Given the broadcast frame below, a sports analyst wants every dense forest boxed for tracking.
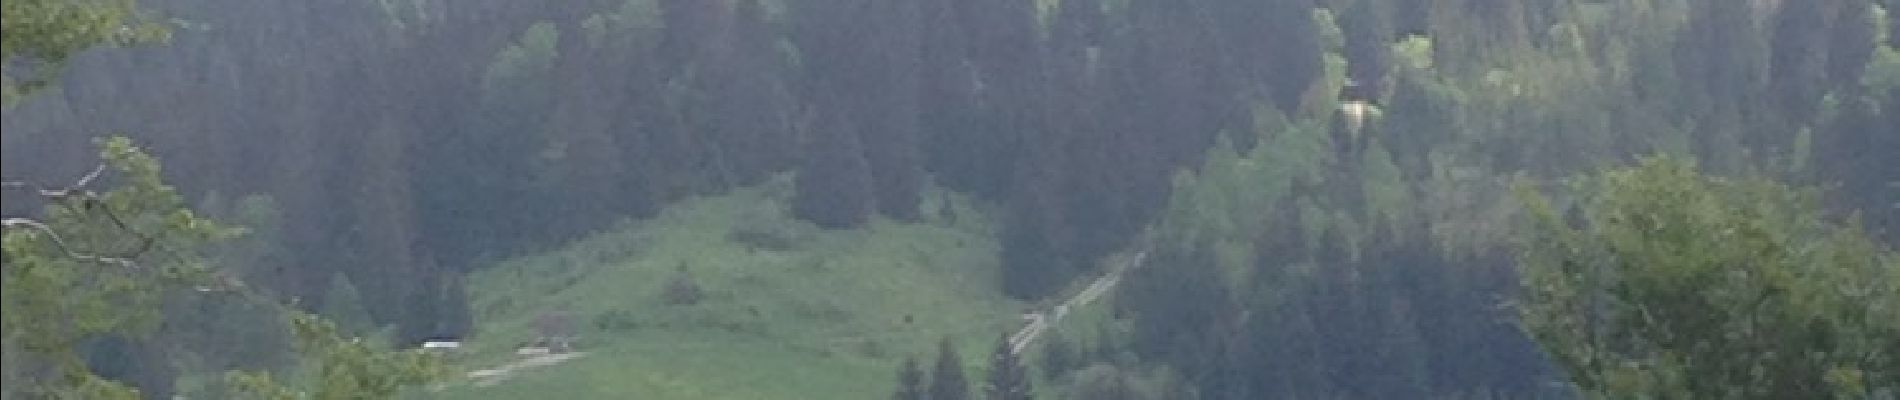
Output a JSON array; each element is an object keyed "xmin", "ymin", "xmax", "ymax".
[{"xmin": 4, "ymin": 0, "xmax": 1898, "ymax": 398}]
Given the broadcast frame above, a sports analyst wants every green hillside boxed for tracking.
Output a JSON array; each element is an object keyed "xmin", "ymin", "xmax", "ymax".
[{"xmin": 430, "ymin": 177, "xmax": 1025, "ymax": 399}]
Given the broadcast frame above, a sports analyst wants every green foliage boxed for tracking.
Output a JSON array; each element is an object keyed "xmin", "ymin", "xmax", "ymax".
[
  {"xmin": 416, "ymin": 18, "xmax": 570, "ymax": 275},
  {"xmin": 1066, "ymin": 363, "xmax": 1139, "ymax": 400},
  {"xmin": 4, "ymin": 138, "xmax": 443, "ymax": 399},
  {"xmin": 1122, "ymin": 2, "xmax": 1900, "ymax": 396},
  {"xmin": 438, "ymin": 185, "xmax": 1015, "ymax": 399},
  {"xmin": 226, "ymin": 314, "xmax": 444, "ymax": 400},
  {"xmin": 891, "ymin": 356, "xmax": 925, "ymax": 400},
  {"xmin": 580, "ymin": 0, "xmax": 663, "ymax": 48},
  {"xmin": 371, "ymin": 0, "xmax": 434, "ymax": 33},
  {"xmin": 1154, "ymin": 108, "xmax": 1331, "ymax": 261},
  {"xmin": 984, "ymin": 333, "xmax": 1034, "ymax": 400},
  {"xmin": 930, "ymin": 338, "xmax": 971, "ymax": 400},
  {"xmin": 213, "ymin": 194, "xmax": 284, "ymax": 277},
  {"xmin": 2, "ymin": 137, "xmax": 233, "ymax": 399},
  {"xmin": 1313, "ymin": 8, "xmax": 1344, "ymax": 54},
  {"xmin": 320, "ymin": 273, "xmax": 375, "ymax": 338},
  {"xmin": 481, "ymin": 22, "xmax": 560, "ymax": 104},
  {"xmin": 1, "ymin": 0, "xmax": 166, "ymax": 104},
  {"xmin": 1865, "ymin": 45, "xmax": 1900, "ymax": 91},
  {"xmin": 1391, "ymin": 35, "xmax": 1432, "ymax": 71},
  {"xmin": 659, "ymin": 264, "xmax": 705, "ymax": 306},
  {"xmin": 1037, "ymin": 329, "xmax": 1076, "ymax": 381},
  {"xmin": 1359, "ymin": 142, "xmax": 1411, "ymax": 236},
  {"xmin": 5, "ymin": 0, "xmax": 1897, "ymax": 398},
  {"xmin": 1515, "ymin": 156, "xmax": 1900, "ymax": 398},
  {"xmin": 1878, "ymin": 4, "xmax": 1892, "ymax": 46}
]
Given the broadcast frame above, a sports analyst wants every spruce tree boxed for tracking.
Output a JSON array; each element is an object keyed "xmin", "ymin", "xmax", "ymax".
[
  {"xmin": 983, "ymin": 332, "xmax": 1033, "ymax": 400},
  {"xmin": 928, "ymin": 338, "xmax": 970, "ymax": 400},
  {"xmin": 791, "ymin": 106, "xmax": 876, "ymax": 229},
  {"xmin": 1039, "ymin": 329, "xmax": 1075, "ymax": 381},
  {"xmin": 893, "ymin": 355, "xmax": 926, "ymax": 400}
]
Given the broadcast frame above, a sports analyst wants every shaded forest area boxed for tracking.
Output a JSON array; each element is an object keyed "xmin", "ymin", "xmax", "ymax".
[
  {"xmin": 4, "ymin": 0, "xmax": 1899, "ymax": 398},
  {"xmin": 3, "ymin": 0, "xmax": 1322, "ymax": 341},
  {"xmin": 1104, "ymin": 0, "xmax": 1900, "ymax": 397}
]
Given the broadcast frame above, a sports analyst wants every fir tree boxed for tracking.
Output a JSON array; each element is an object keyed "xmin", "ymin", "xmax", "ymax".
[
  {"xmin": 928, "ymin": 338, "xmax": 970, "ymax": 400},
  {"xmin": 892, "ymin": 355, "xmax": 926, "ymax": 400},
  {"xmin": 984, "ymin": 332, "xmax": 1033, "ymax": 400},
  {"xmin": 1039, "ymin": 329, "xmax": 1075, "ymax": 381},
  {"xmin": 791, "ymin": 105, "xmax": 876, "ymax": 229}
]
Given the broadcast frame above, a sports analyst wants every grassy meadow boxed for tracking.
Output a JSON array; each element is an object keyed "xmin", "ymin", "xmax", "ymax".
[{"xmin": 427, "ymin": 177, "xmax": 1027, "ymax": 399}]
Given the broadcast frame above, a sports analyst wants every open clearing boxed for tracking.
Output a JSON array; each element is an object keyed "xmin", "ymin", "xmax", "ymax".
[{"xmin": 427, "ymin": 180, "xmax": 1026, "ymax": 399}]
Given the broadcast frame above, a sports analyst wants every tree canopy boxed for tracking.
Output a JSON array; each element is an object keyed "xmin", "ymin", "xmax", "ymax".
[
  {"xmin": 1516, "ymin": 156, "xmax": 1899, "ymax": 398},
  {"xmin": 3, "ymin": 1, "xmax": 440, "ymax": 397}
]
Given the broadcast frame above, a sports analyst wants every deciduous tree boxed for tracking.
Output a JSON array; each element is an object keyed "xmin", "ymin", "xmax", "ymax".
[{"xmin": 1516, "ymin": 156, "xmax": 1900, "ymax": 398}]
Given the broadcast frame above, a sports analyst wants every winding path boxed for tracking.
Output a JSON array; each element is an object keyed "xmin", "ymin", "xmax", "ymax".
[
  {"xmin": 465, "ymin": 351, "xmax": 588, "ymax": 387},
  {"xmin": 1007, "ymin": 248, "xmax": 1149, "ymax": 355},
  {"xmin": 456, "ymin": 245, "xmax": 1149, "ymax": 391}
]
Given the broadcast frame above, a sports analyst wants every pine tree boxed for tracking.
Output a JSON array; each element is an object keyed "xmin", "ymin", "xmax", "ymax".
[
  {"xmin": 893, "ymin": 355, "xmax": 926, "ymax": 400},
  {"xmin": 858, "ymin": 0, "xmax": 926, "ymax": 222},
  {"xmin": 928, "ymin": 338, "xmax": 970, "ymax": 400},
  {"xmin": 791, "ymin": 105, "xmax": 876, "ymax": 229},
  {"xmin": 3, "ymin": 138, "xmax": 443, "ymax": 399},
  {"xmin": 1039, "ymin": 329, "xmax": 1075, "ymax": 381},
  {"xmin": 983, "ymin": 332, "xmax": 1033, "ymax": 400}
]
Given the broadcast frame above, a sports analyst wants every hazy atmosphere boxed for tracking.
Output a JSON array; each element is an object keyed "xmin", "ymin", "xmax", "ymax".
[{"xmin": 3, "ymin": 0, "xmax": 1897, "ymax": 398}]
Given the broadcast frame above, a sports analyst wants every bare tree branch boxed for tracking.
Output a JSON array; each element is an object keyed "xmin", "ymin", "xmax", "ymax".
[
  {"xmin": 66, "ymin": 164, "xmax": 107, "ymax": 193},
  {"xmin": 5, "ymin": 163, "xmax": 162, "ymax": 258},
  {"xmin": 84, "ymin": 195, "xmax": 157, "ymax": 256},
  {"xmin": 3, "ymin": 163, "xmax": 104, "ymax": 198},
  {"xmin": 1, "ymin": 179, "xmax": 55, "ymax": 196},
  {"xmin": 2, "ymin": 217, "xmax": 141, "ymax": 270},
  {"xmin": 3, "ymin": 163, "xmax": 164, "ymax": 269},
  {"xmin": 4, "ymin": 163, "xmax": 267, "ymax": 314},
  {"xmin": 5, "ymin": 215, "xmax": 248, "ymax": 296}
]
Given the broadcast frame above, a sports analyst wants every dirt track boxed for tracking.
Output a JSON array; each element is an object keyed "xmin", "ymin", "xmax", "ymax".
[
  {"xmin": 466, "ymin": 351, "xmax": 588, "ymax": 387},
  {"xmin": 1006, "ymin": 248, "xmax": 1148, "ymax": 355}
]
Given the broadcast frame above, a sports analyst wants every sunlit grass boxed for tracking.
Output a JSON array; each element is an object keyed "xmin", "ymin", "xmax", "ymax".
[{"xmin": 431, "ymin": 177, "xmax": 1023, "ymax": 399}]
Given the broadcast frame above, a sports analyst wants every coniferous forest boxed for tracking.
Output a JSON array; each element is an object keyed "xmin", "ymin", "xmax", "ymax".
[{"xmin": 4, "ymin": 0, "xmax": 1898, "ymax": 398}]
